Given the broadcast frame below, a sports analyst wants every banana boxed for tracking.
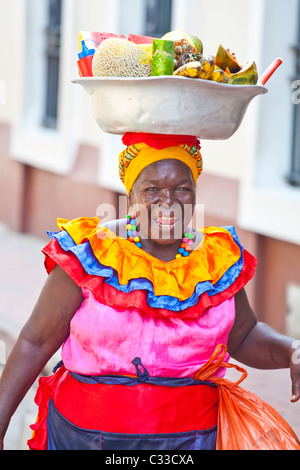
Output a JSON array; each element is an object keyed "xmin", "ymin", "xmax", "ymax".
[
  {"xmin": 173, "ymin": 56, "xmax": 214, "ymax": 79},
  {"xmin": 197, "ymin": 56, "xmax": 215, "ymax": 79},
  {"xmin": 173, "ymin": 61, "xmax": 202, "ymax": 78},
  {"xmin": 209, "ymin": 68, "xmax": 232, "ymax": 84}
]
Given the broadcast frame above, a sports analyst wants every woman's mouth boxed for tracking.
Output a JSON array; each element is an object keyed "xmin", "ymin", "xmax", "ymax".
[{"xmin": 156, "ymin": 217, "xmax": 177, "ymax": 228}]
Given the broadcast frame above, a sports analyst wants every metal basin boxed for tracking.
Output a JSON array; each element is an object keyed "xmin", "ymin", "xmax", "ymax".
[{"xmin": 72, "ymin": 76, "xmax": 267, "ymax": 140}]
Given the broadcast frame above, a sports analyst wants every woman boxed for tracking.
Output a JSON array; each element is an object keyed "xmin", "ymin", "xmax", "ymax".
[{"xmin": 0, "ymin": 133, "xmax": 299, "ymax": 450}]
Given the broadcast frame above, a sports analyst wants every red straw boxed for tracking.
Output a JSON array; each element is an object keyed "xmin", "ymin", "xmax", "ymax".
[{"xmin": 258, "ymin": 58, "xmax": 283, "ymax": 86}]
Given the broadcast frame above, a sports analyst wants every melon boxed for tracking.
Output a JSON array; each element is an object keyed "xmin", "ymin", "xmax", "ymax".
[
  {"xmin": 138, "ymin": 44, "xmax": 153, "ymax": 60},
  {"xmin": 151, "ymin": 39, "xmax": 174, "ymax": 76},
  {"xmin": 77, "ymin": 31, "xmax": 126, "ymax": 52},
  {"xmin": 92, "ymin": 38, "xmax": 152, "ymax": 77},
  {"xmin": 128, "ymin": 33, "xmax": 154, "ymax": 44}
]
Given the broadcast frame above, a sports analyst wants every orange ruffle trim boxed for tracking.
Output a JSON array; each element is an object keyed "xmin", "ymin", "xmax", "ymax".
[{"xmin": 57, "ymin": 217, "xmax": 241, "ymax": 301}]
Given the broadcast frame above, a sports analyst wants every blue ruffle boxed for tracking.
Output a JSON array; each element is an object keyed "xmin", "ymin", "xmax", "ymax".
[{"xmin": 47, "ymin": 226, "xmax": 244, "ymax": 312}]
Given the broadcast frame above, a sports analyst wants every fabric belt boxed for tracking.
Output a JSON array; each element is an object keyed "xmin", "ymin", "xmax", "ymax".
[{"xmin": 52, "ymin": 358, "xmax": 219, "ymax": 434}]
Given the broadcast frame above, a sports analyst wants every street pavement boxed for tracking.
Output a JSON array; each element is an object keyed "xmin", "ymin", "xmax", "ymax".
[{"xmin": 0, "ymin": 223, "xmax": 299, "ymax": 449}]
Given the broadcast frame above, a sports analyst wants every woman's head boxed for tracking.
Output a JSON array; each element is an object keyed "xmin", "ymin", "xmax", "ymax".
[
  {"xmin": 119, "ymin": 132, "xmax": 203, "ymax": 245},
  {"xmin": 129, "ymin": 158, "xmax": 196, "ymax": 244}
]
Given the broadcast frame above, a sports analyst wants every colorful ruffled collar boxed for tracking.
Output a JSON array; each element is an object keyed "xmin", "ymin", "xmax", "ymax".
[{"xmin": 56, "ymin": 217, "xmax": 241, "ymax": 301}]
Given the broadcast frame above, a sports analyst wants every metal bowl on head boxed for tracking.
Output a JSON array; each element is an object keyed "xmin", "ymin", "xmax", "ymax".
[{"xmin": 72, "ymin": 75, "xmax": 267, "ymax": 140}]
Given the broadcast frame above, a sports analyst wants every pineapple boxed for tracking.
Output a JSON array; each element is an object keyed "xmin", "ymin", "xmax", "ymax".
[{"xmin": 173, "ymin": 41, "xmax": 202, "ymax": 70}]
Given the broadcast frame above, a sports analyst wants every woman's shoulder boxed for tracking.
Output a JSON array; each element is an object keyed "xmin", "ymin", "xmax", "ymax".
[{"xmin": 43, "ymin": 217, "xmax": 257, "ymax": 314}]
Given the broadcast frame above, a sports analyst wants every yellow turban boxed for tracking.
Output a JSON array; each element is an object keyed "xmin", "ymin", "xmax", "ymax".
[{"xmin": 119, "ymin": 134, "xmax": 203, "ymax": 195}]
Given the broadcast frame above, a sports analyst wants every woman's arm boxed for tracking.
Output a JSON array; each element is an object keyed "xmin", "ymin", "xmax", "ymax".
[
  {"xmin": 228, "ymin": 288, "xmax": 300, "ymax": 402},
  {"xmin": 0, "ymin": 265, "xmax": 83, "ymax": 448}
]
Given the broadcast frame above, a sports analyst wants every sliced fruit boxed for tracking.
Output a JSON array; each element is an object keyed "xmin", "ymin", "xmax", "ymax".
[
  {"xmin": 230, "ymin": 61, "xmax": 258, "ymax": 85},
  {"xmin": 176, "ymin": 51, "xmax": 202, "ymax": 69},
  {"xmin": 197, "ymin": 56, "xmax": 215, "ymax": 79},
  {"xmin": 162, "ymin": 30, "xmax": 203, "ymax": 54},
  {"xmin": 174, "ymin": 56, "xmax": 214, "ymax": 79},
  {"xmin": 128, "ymin": 33, "xmax": 154, "ymax": 44},
  {"xmin": 215, "ymin": 44, "xmax": 241, "ymax": 74},
  {"xmin": 173, "ymin": 61, "xmax": 203, "ymax": 78},
  {"xmin": 189, "ymin": 34, "xmax": 204, "ymax": 54},
  {"xmin": 92, "ymin": 38, "xmax": 152, "ymax": 77},
  {"xmin": 209, "ymin": 68, "xmax": 232, "ymax": 84},
  {"xmin": 77, "ymin": 31, "xmax": 126, "ymax": 52},
  {"xmin": 151, "ymin": 39, "xmax": 174, "ymax": 76},
  {"xmin": 138, "ymin": 44, "xmax": 153, "ymax": 61}
]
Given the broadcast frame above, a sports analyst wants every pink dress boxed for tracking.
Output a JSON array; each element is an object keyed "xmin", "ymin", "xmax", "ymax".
[{"xmin": 28, "ymin": 218, "xmax": 257, "ymax": 451}]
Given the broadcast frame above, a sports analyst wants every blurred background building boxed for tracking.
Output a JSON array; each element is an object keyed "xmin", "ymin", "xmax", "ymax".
[{"xmin": 0, "ymin": 0, "xmax": 300, "ymax": 448}]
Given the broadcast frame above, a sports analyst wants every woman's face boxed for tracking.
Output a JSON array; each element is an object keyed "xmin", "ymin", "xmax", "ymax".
[{"xmin": 129, "ymin": 159, "xmax": 196, "ymax": 244}]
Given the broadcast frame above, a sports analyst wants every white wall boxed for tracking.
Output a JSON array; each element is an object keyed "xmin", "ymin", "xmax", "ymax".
[
  {"xmin": 1, "ymin": 0, "xmax": 300, "ymax": 243},
  {"xmin": 239, "ymin": 0, "xmax": 300, "ymax": 245}
]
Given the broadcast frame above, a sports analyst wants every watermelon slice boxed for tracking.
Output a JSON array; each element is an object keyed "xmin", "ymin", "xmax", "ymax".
[
  {"xmin": 78, "ymin": 32, "xmax": 126, "ymax": 52},
  {"xmin": 128, "ymin": 33, "xmax": 154, "ymax": 44}
]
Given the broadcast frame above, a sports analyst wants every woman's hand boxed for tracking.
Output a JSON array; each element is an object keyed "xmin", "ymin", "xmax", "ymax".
[{"xmin": 229, "ymin": 288, "xmax": 300, "ymax": 403}]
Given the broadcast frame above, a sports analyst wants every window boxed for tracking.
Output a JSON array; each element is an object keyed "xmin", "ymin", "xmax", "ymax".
[
  {"xmin": 144, "ymin": 0, "xmax": 172, "ymax": 37},
  {"xmin": 43, "ymin": 0, "xmax": 62, "ymax": 129},
  {"xmin": 289, "ymin": 0, "xmax": 300, "ymax": 186},
  {"xmin": 11, "ymin": 0, "xmax": 79, "ymax": 174}
]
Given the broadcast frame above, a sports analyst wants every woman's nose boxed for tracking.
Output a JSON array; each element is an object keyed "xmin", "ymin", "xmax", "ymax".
[{"xmin": 160, "ymin": 189, "xmax": 175, "ymax": 205}]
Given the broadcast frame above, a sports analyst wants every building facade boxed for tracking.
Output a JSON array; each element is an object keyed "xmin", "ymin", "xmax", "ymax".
[{"xmin": 1, "ymin": 0, "xmax": 300, "ymax": 337}]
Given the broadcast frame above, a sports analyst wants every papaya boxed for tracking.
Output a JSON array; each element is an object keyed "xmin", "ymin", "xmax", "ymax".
[
  {"xmin": 215, "ymin": 44, "xmax": 241, "ymax": 74},
  {"xmin": 230, "ymin": 61, "xmax": 258, "ymax": 85}
]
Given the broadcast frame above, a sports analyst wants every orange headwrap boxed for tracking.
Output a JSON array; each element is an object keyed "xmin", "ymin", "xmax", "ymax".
[{"xmin": 119, "ymin": 133, "xmax": 203, "ymax": 194}]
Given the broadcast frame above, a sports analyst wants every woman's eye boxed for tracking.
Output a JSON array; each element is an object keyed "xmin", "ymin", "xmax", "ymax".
[
  {"xmin": 146, "ymin": 187, "xmax": 158, "ymax": 192},
  {"xmin": 177, "ymin": 187, "xmax": 189, "ymax": 191}
]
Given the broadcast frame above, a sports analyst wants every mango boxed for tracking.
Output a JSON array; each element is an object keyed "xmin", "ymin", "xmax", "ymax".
[
  {"xmin": 230, "ymin": 61, "xmax": 258, "ymax": 85},
  {"xmin": 215, "ymin": 44, "xmax": 241, "ymax": 74}
]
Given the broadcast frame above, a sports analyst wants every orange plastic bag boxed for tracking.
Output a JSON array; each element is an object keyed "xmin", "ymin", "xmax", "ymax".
[{"xmin": 194, "ymin": 344, "xmax": 300, "ymax": 450}]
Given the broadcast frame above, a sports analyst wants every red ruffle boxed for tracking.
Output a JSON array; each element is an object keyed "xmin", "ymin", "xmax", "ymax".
[
  {"xmin": 42, "ymin": 238, "xmax": 257, "ymax": 319},
  {"xmin": 27, "ymin": 366, "xmax": 67, "ymax": 450}
]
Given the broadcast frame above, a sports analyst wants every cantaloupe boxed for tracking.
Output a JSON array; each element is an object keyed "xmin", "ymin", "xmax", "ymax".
[{"xmin": 92, "ymin": 38, "xmax": 152, "ymax": 77}]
